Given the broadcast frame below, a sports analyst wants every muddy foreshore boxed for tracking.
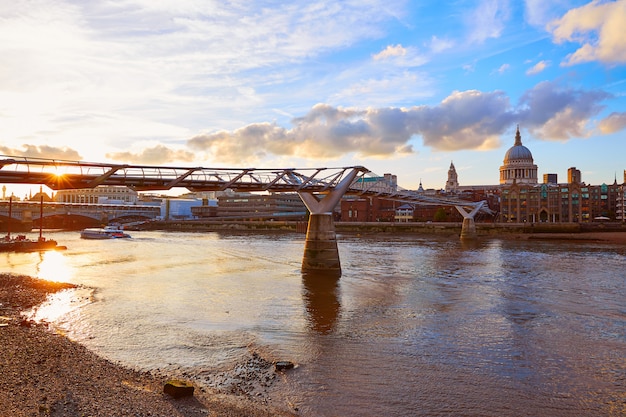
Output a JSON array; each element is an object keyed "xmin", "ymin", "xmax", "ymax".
[{"xmin": 0, "ymin": 273, "xmax": 297, "ymax": 417}]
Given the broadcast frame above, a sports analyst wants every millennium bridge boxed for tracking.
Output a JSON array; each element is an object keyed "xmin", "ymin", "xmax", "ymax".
[{"xmin": 0, "ymin": 155, "xmax": 491, "ymax": 276}]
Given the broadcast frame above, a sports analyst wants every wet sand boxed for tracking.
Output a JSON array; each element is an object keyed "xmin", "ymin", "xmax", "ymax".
[{"xmin": 0, "ymin": 273, "xmax": 296, "ymax": 417}]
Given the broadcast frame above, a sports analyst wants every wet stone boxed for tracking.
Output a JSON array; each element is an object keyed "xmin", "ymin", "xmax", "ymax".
[
  {"xmin": 163, "ymin": 380, "xmax": 194, "ymax": 398},
  {"xmin": 274, "ymin": 361, "xmax": 294, "ymax": 371}
]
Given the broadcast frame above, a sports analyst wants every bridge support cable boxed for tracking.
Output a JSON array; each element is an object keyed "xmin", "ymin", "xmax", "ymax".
[
  {"xmin": 298, "ymin": 167, "xmax": 367, "ymax": 276},
  {"xmin": 86, "ymin": 166, "xmax": 128, "ymax": 188},
  {"xmin": 163, "ymin": 168, "xmax": 203, "ymax": 190}
]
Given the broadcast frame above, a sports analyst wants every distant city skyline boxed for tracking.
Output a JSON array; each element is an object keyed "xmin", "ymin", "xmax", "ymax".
[{"xmin": 1, "ymin": 1, "xmax": 625, "ymax": 198}]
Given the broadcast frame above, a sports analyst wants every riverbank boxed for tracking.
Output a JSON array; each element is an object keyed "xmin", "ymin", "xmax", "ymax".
[
  {"xmin": 0, "ymin": 273, "xmax": 296, "ymax": 417},
  {"xmin": 135, "ymin": 219, "xmax": 626, "ymax": 235},
  {"xmin": 135, "ymin": 219, "xmax": 626, "ymax": 244}
]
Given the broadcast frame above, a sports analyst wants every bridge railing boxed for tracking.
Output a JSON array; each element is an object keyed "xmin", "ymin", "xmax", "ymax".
[{"xmin": 0, "ymin": 155, "xmax": 370, "ymax": 193}]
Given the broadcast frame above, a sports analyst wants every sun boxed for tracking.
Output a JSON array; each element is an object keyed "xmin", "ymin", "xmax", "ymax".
[{"xmin": 47, "ymin": 171, "xmax": 69, "ymax": 190}]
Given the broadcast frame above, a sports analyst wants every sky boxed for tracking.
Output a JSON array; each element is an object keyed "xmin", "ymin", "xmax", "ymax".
[{"xmin": 1, "ymin": 0, "xmax": 625, "ymax": 198}]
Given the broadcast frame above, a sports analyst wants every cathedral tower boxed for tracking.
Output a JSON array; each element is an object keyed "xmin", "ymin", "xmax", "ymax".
[{"xmin": 446, "ymin": 161, "xmax": 458, "ymax": 193}]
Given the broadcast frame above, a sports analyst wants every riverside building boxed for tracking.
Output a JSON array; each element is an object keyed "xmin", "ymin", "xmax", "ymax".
[{"xmin": 55, "ymin": 186, "xmax": 138, "ymax": 204}]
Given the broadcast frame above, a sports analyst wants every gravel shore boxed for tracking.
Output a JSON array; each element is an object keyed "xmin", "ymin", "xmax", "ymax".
[{"xmin": 0, "ymin": 273, "xmax": 296, "ymax": 417}]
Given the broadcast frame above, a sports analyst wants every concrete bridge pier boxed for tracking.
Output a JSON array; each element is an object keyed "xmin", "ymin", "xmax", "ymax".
[
  {"xmin": 460, "ymin": 217, "xmax": 477, "ymax": 240},
  {"xmin": 298, "ymin": 168, "xmax": 364, "ymax": 276},
  {"xmin": 455, "ymin": 201, "xmax": 485, "ymax": 240},
  {"xmin": 301, "ymin": 213, "xmax": 341, "ymax": 275}
]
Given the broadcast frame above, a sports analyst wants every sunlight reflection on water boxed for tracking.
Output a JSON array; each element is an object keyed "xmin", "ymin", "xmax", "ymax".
[
  {"xmin": 27, "ymin": 286, "xmax": 92, "ymax": 323},
  {"xmin": 34, "ymin": 250, "xmax": 74, "ymax": 283}
]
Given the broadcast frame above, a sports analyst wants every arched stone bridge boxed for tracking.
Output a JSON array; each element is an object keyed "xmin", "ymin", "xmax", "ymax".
[{"xmin": 0, "ymin": 200, "xmax": 159, "ymax": 226}]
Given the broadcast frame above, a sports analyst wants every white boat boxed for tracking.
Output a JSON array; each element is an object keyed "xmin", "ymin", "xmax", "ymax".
[{"xmin": 80, "ymin": 225, "xmax": 132, "ymax": 239}]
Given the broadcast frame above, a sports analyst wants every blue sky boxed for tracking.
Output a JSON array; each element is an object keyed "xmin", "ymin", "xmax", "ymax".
[{"xmin": 1, "ymin": 0, "xmax": 625, "ymax": 197}]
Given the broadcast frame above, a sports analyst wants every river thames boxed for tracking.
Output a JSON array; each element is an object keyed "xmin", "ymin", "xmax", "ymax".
[{"xmin": 3, "ymin": 230, "xmax": 625, "ymax": 416}]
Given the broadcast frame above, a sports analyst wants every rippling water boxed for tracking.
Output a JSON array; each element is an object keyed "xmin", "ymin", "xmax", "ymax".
[{"xmin": 4, "ymin": 230, "xmax": 625, "ymax": 416}]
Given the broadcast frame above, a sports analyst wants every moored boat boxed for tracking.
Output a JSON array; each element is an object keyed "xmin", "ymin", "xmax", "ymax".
[
  {"xmin": 1, "ymin": 193, "xmax": 66, "ymax": 252},
  {"xmin": 0, "ymin": 234, "xmax": 65, "ymax": 252},
  {"xmin": 80, "ymin": 225, "xmax": 132, "ymax": 239}
]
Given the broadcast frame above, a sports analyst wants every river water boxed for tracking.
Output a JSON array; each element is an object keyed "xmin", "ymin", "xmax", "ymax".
[{"xmin": 3, "ymin": 230, "xmax": 625, "ymax": 416}]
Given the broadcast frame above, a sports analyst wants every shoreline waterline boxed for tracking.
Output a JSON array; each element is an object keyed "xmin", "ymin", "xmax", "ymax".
[{"xmin": 0, "ymin": 273, "xmax": 298, "ymax": 416}]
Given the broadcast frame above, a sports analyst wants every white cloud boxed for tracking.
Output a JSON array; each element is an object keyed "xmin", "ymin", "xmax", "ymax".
[
  {"xmin": 526, "ymin": 60, "xmax": 550, "ymax": 75},
  {"xmin": 598, "ymin": 112, "xmax": 626, "ymax": 134},
  {"xmin": 181, "ymin": 81, "xmax": 618, "ymax": 164},
  {"xmin": 107, "ymin": 144, "xmax": 195, "ymax": 165},
  {"xmin": 373, "ymin": 44, "xmax": 407, "ymax": 60},
  {"xmin": 524, "ymin": 0, "xmax": 572, "ymax": 27},
  {"xmin": 428, "ymin": 36, "xmax": 454, "ymax": 53},
  {"xmin": 518, "ymin": 80, "xmax": 611, "ymax": 140},
  {"xmin": 466, "ymin": 0, "xmax": 511, "ymax": 43},
  {"xmin": 184, "ymin": 89, "xmax": 514, "ymax": 164},
  {"xmin": 372, "ymin": 44, "xmax": 428, "ymax": 68},
  {"xmin": 495, "ymin": 63, "xmax": 511, "ymax": 74},
  {"xmin": 0, "ymin": 0, "xmax": 409, "ymax": 160},
  {"xmin": 524, "ymin": 0, "xmax": 553, "ymax": 26},
  {"xmin": 0, "ymin": 144, "xmax": 82, "ymax": 161},
  {"xmin": 463, "ymin": 63, "xmax": 476, "ymax": 72},
  {"xmin": 547, "ymin": 0, "xmax": 626, "ymax": 65},
  {"xmin": 1, "ymin": 0, "xmax": 623, "ymax": 173},
  {"xmin": 186, "ymin": 105, "xmax": 417, "ymax": 163},
  {"xmin": 329, "ymin": 71, "xmax": 435, "ymax": 108},
  {"xmin": 5, "ymin": 77, "xmax": 618, "ymax": 166}
]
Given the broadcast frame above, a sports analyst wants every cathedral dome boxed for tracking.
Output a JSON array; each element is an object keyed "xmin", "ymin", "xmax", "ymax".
[
  {"xmin": 499, "ymin": 126, "xmax": 538, "ymax": 185},
  {"xmin": 503, "ymin": 128, "xmax": 533, "ymax": 163},
  {"xmin": 504, "ymin": 143, "xmax": 533, "ymax": 162}
]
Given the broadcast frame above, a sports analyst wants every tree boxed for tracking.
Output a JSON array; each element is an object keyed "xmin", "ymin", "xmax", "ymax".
[{"xmin": 434, "ymin": 207, "xmax": 448, "ymax": 222}]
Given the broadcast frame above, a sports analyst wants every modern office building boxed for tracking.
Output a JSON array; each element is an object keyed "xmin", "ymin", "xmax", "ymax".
[
  {"xmin": 213, "ymin": 193, "xmax": 307, "ymax": 220},
  {"xmin": 568, "ymin": 167, "xmax": 582, "ymax": 184},
  {"xmin": 543, "ymin": 173, "xmax": 558, "ymax": 184}
]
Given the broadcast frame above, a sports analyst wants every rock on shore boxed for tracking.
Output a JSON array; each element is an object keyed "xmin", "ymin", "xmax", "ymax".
[{"xmin": 0, "ymin": 273, "xmax": 296, "ymax": 417}]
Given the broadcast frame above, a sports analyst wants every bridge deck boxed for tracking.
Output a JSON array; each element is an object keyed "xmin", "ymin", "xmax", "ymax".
[{"xmin": 0, "ymin": 155, "xmax": 491, "ymax": 212}]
